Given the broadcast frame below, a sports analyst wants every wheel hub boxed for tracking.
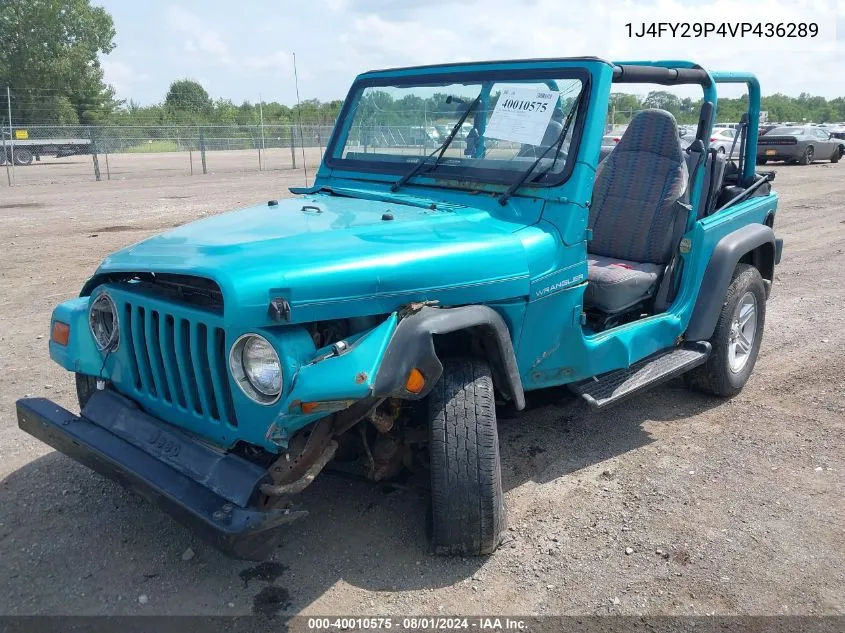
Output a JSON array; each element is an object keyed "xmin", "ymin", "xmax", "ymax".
[{"xmin": 727, "ymin": 292, "xmax": 758, "ymax": 373}]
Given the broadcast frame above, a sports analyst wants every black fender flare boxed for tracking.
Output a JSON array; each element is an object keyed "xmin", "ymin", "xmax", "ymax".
[
  {"xmin": 372, "ymin": 305, "xmax": 525, "ymax": 410},
  {"xmin": 686, "ymin": 224, "xmax": 777, "ymax": 341}
]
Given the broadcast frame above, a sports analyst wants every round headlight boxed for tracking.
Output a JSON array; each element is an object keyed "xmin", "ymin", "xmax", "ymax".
[
  {"xmin": 89, "ymin": 292, "xmax": 119, "ymax": 351},
  {"xmin": 229, "ymin": 334, "xmax": 282, "ymax": 404}
]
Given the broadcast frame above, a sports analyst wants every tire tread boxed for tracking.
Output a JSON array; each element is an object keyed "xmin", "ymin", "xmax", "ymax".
[{"xmin": 429, "ymin": 357, "xmax": 504, "ymax": 556}]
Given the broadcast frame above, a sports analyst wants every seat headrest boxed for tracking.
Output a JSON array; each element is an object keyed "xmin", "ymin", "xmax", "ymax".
[{"xmin": 615, "ymin": 109, "xmax": 684, "ymax": 162}]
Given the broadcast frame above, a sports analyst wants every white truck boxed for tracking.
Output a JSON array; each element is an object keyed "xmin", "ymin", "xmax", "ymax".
[{"xmin": 1, "ymin": 128, "xmax": 92, "ymax": 165}]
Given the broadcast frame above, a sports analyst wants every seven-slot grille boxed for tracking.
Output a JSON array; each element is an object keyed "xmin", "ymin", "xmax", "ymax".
[{"xmin": 121, "ymin": 300, "xmax": 237, "ymax": 427}]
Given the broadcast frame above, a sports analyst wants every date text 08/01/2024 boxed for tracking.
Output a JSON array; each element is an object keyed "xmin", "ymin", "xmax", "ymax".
[{"xmin": 306, "ymin": 617, "xmax": 528, "ymax": 630}]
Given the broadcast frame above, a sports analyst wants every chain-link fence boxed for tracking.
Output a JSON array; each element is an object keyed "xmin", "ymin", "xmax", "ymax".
[{"xmin": 1, "ymin": 122, "xmax": 338, "ymax": 186}]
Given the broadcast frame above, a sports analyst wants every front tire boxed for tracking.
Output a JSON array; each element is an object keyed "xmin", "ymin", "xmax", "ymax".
[
  {"xmin": 428, "ymin": 357, "xmax": 504, "ymax": 556},
  {"xmin": 831, "ymin": 146, "xmax": 842, "ymax": 163},
  {"xmin": 76, "ymin": 373, "xmax": 99, "ymax": 410},
  {"xmin": 685, "ymin": 264, "xmax": 766, "ymax": 397}
]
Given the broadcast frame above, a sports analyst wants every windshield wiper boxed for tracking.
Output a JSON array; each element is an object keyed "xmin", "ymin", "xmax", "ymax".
[
  {"xmin": 391, "ymin": 93, "xmax": 483, "ymax": 193},
  {"xmin": 498, "ymin": 90, "xmax": 584, "ymax": 206}
]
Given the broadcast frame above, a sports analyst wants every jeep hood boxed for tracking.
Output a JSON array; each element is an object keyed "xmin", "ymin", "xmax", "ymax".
[{"xmin": 93, "ymin": 195, "xmax": 533, "ymax": 324}]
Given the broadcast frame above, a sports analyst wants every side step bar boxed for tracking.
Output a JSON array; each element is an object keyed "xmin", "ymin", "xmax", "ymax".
[{"xmin": 571, "ymin": 342, "xmax": 711, "ymax": 409}]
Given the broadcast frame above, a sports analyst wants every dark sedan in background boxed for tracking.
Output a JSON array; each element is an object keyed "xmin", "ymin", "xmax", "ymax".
[{"xmin": 758, "ymin": 126, "xmax": 844, "ymax": 165}]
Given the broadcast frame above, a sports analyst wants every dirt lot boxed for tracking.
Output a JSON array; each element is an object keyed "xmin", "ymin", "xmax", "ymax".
[{"xmin": 0, "ymin": 158, "xmax": 843, "ymax": 618}]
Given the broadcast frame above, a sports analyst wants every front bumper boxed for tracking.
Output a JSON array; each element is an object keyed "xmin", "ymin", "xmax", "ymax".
[{"xmin": 16, "ymin": 390, "xmax": 306, "ymax": 560}]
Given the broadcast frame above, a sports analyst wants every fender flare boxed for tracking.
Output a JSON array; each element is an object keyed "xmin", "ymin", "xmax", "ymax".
[
  {"xmin": 372, "ymin": 305, "xmax": 525, "ymax": 410},
  {"xmin": 686, "ymin": 224, "xmax": 777, "ymax": 341}
]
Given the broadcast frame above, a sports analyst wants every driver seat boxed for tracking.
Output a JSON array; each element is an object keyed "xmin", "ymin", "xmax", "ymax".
[{"xmin": 585, "ymin": 109, "xmax": 689, "ymax": 314}]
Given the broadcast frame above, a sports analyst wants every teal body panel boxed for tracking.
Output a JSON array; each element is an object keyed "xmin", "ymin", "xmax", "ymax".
[
  {"xmin": 48, "ymin": 58, "xmax": 778, "ymax": 452},
  {"xmin": 93, "ymin": 194, "xmax": 534, "ymax": 326}
]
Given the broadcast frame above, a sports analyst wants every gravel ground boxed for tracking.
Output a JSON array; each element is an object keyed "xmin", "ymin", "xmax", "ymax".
[{"xmin": 0, "ymin": 158, "xmax": 843, "ymax": 617}]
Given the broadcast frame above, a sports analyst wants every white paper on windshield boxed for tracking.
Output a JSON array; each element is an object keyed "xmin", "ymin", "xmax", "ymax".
[{"xmin": 484, "ymin": 87, "xmax": 558, "ymax": 145}]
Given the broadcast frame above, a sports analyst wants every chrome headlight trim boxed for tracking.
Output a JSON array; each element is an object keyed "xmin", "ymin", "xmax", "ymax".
[
  {"xmin": 88, "ymin": 292, "xmax": 120, "ymax": 352},
  {"xmin": 229, "ymin": 333, "xmax": 282, "ymax": 405}
]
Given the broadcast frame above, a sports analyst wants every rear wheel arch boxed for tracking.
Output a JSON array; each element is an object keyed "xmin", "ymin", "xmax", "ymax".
[
  {"xmin": 738, "ymin": 241, "xmax": 775, "ymax": 285},
  {"xmin": 686, "ymin": 224, "xmax": 776, "ymax": 342}
]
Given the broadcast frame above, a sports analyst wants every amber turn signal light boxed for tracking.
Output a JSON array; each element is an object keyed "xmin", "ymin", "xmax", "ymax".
[
  {"xmin": 51, "ymin": 321, "xmax": 70, "ymax": 346},
  {"xmin": 300, "ymin": 401, "xmax": 319, "ymax": 414},
  {"xmin": 405, "ymin": 368, "xmax": 425, "ymax": 394}
]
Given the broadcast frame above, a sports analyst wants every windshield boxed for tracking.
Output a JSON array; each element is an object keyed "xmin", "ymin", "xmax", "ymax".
[{"xmin": 328, "ymin": 71, "xmax": 587, "ymax": 190}]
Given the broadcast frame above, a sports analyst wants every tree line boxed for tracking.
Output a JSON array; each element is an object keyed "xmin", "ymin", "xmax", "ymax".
[{"xmin": 611, "ymin": 91, "xmax": 845, "ymax": 125}]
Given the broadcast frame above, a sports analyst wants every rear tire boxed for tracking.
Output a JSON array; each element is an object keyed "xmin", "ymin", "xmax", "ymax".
[
  {"xmin": 13, "ymin": 148, "xmax": 33, "ymax": 166},
  {"xmin": 831, "ymin": 147, "xmax": 842, "ymax": 163},
  {"xmin": 428, "ymin": 357, "xmax": 504, "ymax": 556},
  {"xmin": 799, "ymin": 146, "xmax": 814, "ymax": 165},
  {"xmin": 685, "ymin": 264, "xmax": 766, "ymax": 397}
]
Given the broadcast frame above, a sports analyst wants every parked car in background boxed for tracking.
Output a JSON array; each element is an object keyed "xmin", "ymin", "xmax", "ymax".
[
  {"xmin": 600, "ymin": 125, "xmax": 627, "ymax": 160},
  {"xmin": 757, "ymin": 125, "xmax": 844, "ymax": 165},
  {"xmin": 822, "ymin": 123, "xmax": 845, "ymax": 140},
  {"xmin": 682, "ymin": 127, "xmax": 741, "ymax": 156},
  {"xmin": 678, "ymin": 124, "xmax": 697, "ymax": 138}
]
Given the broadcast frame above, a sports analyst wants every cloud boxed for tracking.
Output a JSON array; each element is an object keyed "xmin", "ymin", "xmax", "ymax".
[
  {"xmin": 243, "ymin": 50, "xmax": 295, "ymax": 74},
  {"xmin": 327, "ymin": 0, "xmax": 844, "ymax": 98},
  {"xmin": 99, "ymin": 0, "xmax": 845, "ymax": 104},
  {"xmin": 101, "ymin": 59, "xmax": 150, "ymax": 95},
  {"xmin": 164, "ymin": 5, "xmax": 232, "ymax": 66}
]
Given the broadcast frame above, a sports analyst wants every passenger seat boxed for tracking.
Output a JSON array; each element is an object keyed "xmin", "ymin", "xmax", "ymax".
[{"xmin": 585, "ymin": 109, "xmax": 689, "ymax": 314}]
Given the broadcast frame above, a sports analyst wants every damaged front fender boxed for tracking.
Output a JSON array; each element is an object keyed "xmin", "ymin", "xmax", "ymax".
[{"xmin": 268, "ymin": 313, "xmax": 399, "ymax": 444}]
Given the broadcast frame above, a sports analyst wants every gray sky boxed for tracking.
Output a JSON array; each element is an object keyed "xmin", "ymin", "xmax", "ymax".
[{"xmin": 99, "ymin": 0, "xmax": 845, "ymax": 105}]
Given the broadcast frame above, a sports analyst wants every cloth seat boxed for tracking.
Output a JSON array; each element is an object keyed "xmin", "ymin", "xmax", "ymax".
[
  {"xmin": 584, "ymin": 255, "xmax": 662, "ymax": 313},
  {"xmin": 585, "ymin": 109, "xmax": 688, "ymax": 314}
]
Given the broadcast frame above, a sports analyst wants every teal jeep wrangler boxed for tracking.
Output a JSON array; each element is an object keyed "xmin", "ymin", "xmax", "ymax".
[{"xmin": 17, "ymin": 58, "xmax": 782, "ymax": 560}]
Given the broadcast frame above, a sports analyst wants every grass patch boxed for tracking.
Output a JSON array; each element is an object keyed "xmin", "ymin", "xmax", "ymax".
[{"xmin": 124, "ymin": 140, "xmax": 181, "ymax": 153}]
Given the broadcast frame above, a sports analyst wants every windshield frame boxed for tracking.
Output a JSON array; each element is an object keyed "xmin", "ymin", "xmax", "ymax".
[{"xmin": 324, "ymin": 66, "xmax": 592, "ymax": 192}]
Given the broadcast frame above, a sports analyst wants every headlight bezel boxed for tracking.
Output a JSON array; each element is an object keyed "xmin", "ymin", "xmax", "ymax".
[
  {"xmin": 88, "ymin": 292, "xmax": 120, "ymax": 352},
  {"xmin": 229, "ymin": 333, "xmax": 283, "ymax": 405}
]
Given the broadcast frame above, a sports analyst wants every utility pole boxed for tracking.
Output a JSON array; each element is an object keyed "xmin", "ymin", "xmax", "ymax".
[
  {"xmin": 293, "ymin": 52, "xmax": 308, "ymax": 186},
  {"xmin": 7, "ymin": 86, "xmax": 15, "ymax": 181},
  {"xmin": 259, "ymin": 92, "xmax": 266, "ymax": 171},
  {"xmin": 2, "ymin": 121, "xmax": 9, "ymax": 186}
]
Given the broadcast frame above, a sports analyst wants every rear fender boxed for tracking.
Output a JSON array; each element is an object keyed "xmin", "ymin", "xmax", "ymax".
[{"xmin": 686, "ymin": 224, "xmax": 777, "ymax": 341}]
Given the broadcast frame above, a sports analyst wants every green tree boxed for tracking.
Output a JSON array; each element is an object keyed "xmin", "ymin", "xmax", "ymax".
[
  {"xmin": 164, "ymin": 79, "xmax": 212, "ymax": 115},
  {"xmin": 643, "ymin": 90, "xmax": 681, "ymax": 115},
  {"xmin": 0, "ymin": 0, "xmax": 117, "ymax": 124}
]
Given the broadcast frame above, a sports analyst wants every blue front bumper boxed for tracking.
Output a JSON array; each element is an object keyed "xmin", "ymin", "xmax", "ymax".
[{"xmin": 16, "ymin": 390, "xmax": 306, "ymax": 560}]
